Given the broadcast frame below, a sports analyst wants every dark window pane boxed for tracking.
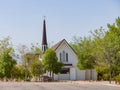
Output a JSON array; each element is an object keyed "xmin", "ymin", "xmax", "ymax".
[
  {"xmin": 66, "ymin": 53, "xmax": 68, "ymax": 62},
  {"xmin": 60, "ymin": 68, "xmax": 69, "ymax": 74},
  {"xmin": 60, "ymin": 53, "xmax": 61, "ymax": 62}
]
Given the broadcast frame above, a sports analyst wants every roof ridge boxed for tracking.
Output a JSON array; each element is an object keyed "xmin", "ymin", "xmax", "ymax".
[
  {"xmin": 51, "ymin": 39, "xmax": 65, "ymax": 51},
  {"xmin": 51, "ymin": 39, "xmax": 77, "ymax": 55}
]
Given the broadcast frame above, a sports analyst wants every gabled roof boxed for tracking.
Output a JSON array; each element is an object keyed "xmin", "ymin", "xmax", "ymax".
[
  {"xmin": 51, "ymin": 39, "xmax": 65, "ymax": 51},
  {"xmin": 51, "ymin": 39, "xmax": 76, "ymax": 54}
]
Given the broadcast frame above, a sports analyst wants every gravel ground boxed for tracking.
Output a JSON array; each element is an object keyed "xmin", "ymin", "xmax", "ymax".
[{"xmin": 0, "ymin": 81, "xmax": 120, "ymax": 90}]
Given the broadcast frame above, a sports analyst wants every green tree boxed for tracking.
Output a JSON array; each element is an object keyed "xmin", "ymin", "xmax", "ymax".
[
  {"xmin": 103, "ymin": 17, "xmax": 120, "ymax": 83},
  {"xmin": 11, "ymin": 65, "xmax": 26, "ymax": 80},
  {"xmin": 30, "ymin": 43, "xmax": 42, "ymax": 53},
  {"xmin": 71, "ymin": 17, "xmax": 120, "ymax": 82},
  {"xmin": 0, "ymin": 36, "xmax": 12, "ymax": 54},
  {"xmin": 23, "ymin": 53, "xmax": 32, "ymax": 80},
  {"xmin": 18, "ymin": 44, "xmax": 42, "ymax": 81},
  {"xmin": 89, "ymin": 28, "xmax": 108, "ymax": 80},
  {"xmin": 0, "ymin": 37, "xmax": 16, "ymax": 79},
  {"xmin": 42, "ymin": 48, "xmax": 63, "ymax": 79},
  {"xmin": 71, "ymin": 37, "xmax": 95, "ymax": 80},
  {"xmin": 29, "ymin": 59, "xmax": 43, "ymax": 80},
  {"xmin": 92, "ymin": 17, "xmax": 120, "ymax": 83},
  {"xmin": 0, "ymin": 49, "xmax": 16, "ymax": 79}
]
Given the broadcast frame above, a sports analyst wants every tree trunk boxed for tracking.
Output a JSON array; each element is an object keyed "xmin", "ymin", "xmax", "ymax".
[
  {"xmin": 109, "ymin": 63, "xmax": 112, "ymax": 84},
  {"xmin": 106, "ymin": 53, "xmax": 112, "ymax": 84},
  {"xmin": 50, "ymin": 71, "xmax": 51, "ymax": 78},
  {"xmin": 52, "ymin": 72, "xmax": 54, "ymax": 81}
]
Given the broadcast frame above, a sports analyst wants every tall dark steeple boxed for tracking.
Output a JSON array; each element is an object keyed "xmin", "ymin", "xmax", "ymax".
[{"xmin": 42, "ymin": 17, "xmax": 48, "ymax": 53}]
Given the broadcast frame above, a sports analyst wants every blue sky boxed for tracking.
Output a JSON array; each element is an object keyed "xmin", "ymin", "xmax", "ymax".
[{"xmin": 0, "ymin": 0, "xmax": 120, "ymax": 48}]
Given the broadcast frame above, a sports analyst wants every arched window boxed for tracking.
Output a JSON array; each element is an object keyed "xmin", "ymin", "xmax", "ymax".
[
  {"xmin": 60, "ymin": 53, "xmax": 61, "ymax": 62},
  {"xmin": 62, "ymin": 51, "xmax": 65, "ymax": 62},
  {"xmin": 66, "ymin": 53, "xmax": 68, "ymax": 62},
  {"xmin": 60, "ymin": 51, "xmax": 69, "ymax": 62}
]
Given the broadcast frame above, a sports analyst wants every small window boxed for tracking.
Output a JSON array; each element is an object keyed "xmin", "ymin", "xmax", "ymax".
[
  {"xmin": 66, "ymin": 53, "xmax": 68, "ymax": 62},
  {"xmin": 63, "ymin": 51, "xmax": 65, "ymax": 62},
  {"xmin": 60, "ymin": 53, "xmax": 61, "ymax": 62}
]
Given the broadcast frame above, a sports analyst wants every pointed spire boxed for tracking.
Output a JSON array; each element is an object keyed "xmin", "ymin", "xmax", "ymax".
[{"xmin": 42, "ymin": 17, "xmax": 48, "ymax": 53}]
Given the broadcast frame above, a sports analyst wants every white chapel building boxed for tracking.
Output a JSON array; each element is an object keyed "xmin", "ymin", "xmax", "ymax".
[{"xmin": 41, "ymin": 19, "xmax": 97, "ymax": 80}]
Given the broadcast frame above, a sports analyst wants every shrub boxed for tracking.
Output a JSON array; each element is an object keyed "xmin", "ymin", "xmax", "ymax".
[
  {"xmin": 103, "ymin": 74, "xmax": 109, "ymax": 81},
  {"xmin": 96, "ymin": 66, "xmax": 109, "ymax": 80},
  {"xmin": 114, "ymin": 74, "xmax": 120, "ymax": 84}
]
